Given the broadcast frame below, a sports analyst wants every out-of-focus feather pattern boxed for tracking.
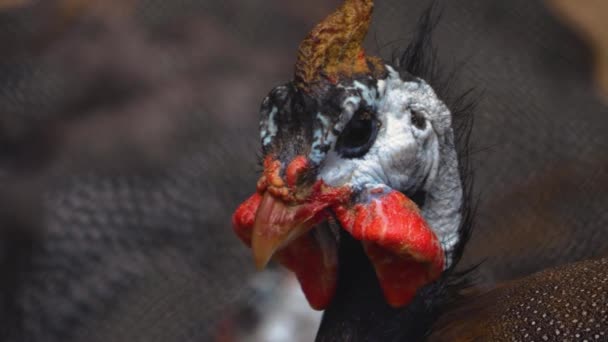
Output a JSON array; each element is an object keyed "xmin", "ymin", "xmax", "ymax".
[{"xmin": 0, "ymin": 2, "xmax": 263, "ymax": 341}]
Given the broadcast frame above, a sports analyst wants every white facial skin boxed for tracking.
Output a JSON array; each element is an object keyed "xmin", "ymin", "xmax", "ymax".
[{"xmin": 316, "ymin": 66, "xmax": 463, "ymax": 267}]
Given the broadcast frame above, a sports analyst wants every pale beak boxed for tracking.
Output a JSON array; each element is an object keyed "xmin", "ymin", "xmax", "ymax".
[{"xmin": 251, "ymin": 192, "xmax": 326, "ymax": 269}]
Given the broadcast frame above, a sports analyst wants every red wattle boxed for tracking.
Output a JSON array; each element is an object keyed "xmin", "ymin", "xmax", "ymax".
[
  {"xmin": 232, "ymin": 193, "xmax": 262, "ymax": 246},
  {"xmin": 275, "ymin": 228, "xmax": 338, "ymax": 310},
  {"xmin": 333, "ymin": 189, "xmax": 445, "ymax": 307}
]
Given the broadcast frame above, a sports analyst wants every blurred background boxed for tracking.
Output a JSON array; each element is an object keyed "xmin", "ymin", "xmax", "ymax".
[{"xmin": 0, "ymin": 0, "xmax": 606, "ymax": 341}]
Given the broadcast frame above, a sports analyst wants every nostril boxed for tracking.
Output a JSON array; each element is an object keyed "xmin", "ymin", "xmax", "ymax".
[{"xmin": 411, "ymin": 110, "xmax": 427, "ymax": 130}]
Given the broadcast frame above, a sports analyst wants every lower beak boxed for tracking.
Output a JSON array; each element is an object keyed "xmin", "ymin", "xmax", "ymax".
[{"xmin": 251, "ymin": 192, "xmax": 325, "ymax": 269}]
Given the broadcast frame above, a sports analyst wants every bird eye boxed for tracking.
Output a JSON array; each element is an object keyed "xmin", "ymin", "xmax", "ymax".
[
  {"xmin": 411, "ymin": 110, "xmax": 426, "ymax": 130},
  {"xmin": 335, "ymin": 109, "xmax": 379, "ymax": 158}
]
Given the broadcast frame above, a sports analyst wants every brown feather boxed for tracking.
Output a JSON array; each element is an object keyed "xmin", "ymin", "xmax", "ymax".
[{"xmin": 430, "ymin": 257, "xmax": 608, "ymax": 341}]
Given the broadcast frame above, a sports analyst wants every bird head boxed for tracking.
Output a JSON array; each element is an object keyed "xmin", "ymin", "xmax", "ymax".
[{"xmin": 233, "ymin": 0, "xmax": 463, "ymax": 310}]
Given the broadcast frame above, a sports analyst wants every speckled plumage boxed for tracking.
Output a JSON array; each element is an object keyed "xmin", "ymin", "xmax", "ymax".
[{"xmin": 430, "ymin": 257, "xmax": 608, "ymax": 341}]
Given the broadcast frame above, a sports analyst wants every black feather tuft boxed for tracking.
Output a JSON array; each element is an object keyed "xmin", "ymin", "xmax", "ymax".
[{"xmin": 393, "ymin": 2, "xmax": 443, "ymax": 88}]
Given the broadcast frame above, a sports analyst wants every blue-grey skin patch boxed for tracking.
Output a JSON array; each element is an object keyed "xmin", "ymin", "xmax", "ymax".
[
  {"xmin": 261, "ymin": 106, "xmax": 278, "ymax": 147},
  {"xmin": 260, "ymin": 85, "xmax": 289, "ymax": 150},
  {"xmin": 309, "ymin": 112, "xmax": 332, "ymax": 164},
  {"xmin": 316, "ymin": 66, "xmax": 462, "ymax": 267}
]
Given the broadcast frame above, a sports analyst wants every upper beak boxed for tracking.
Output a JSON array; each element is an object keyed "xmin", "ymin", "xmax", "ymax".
[
  {"xmin": 251, "ymin": 192, "xmax": 326, "ymax": 269},
  {"xmin": 232, "ymin": 156, "xmax": 348, "ymax": 309},
  {"xmin": 233, "ymin": 155, "xmax": 351, "ymax": 269}
]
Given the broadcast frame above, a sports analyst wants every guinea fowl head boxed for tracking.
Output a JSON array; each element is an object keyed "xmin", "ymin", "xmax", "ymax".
[{"xmin": 233, "ymin": 0, "xmax": 470, "ymax": 326}]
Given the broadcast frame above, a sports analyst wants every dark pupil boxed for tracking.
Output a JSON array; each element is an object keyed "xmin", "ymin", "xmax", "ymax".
[
  {"xmin": 345, "ymin": 118, "xmax": 372, "ymax": 146},
  {"xmin": 335, "ymin": 110, "xmax": 378, "ymax": 158}
]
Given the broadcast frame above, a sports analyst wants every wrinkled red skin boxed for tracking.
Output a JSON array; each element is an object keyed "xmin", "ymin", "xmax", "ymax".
[
  {"xmin": 333, "ymin": 190, "xmax": 445, "ymax": 307},
  {"xmin": 232, "ymin": 156, "xmax": 445, "ymax": 310},
  {"xmin": 285, "ymin": 156, "xmax": 308, "ymax": 187},
  {"xmin": 274, "ymin": 230, "xmax": 338, "ymax": 310}
]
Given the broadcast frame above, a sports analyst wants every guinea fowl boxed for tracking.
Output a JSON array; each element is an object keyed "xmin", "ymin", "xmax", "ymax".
[
  {"xmin": 0, "ymin": 1, "xmax": 605, "ymax": 341},
  {"xmin": 232, "ymin": 0, "xmax": 608, "ymax": 340}
]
